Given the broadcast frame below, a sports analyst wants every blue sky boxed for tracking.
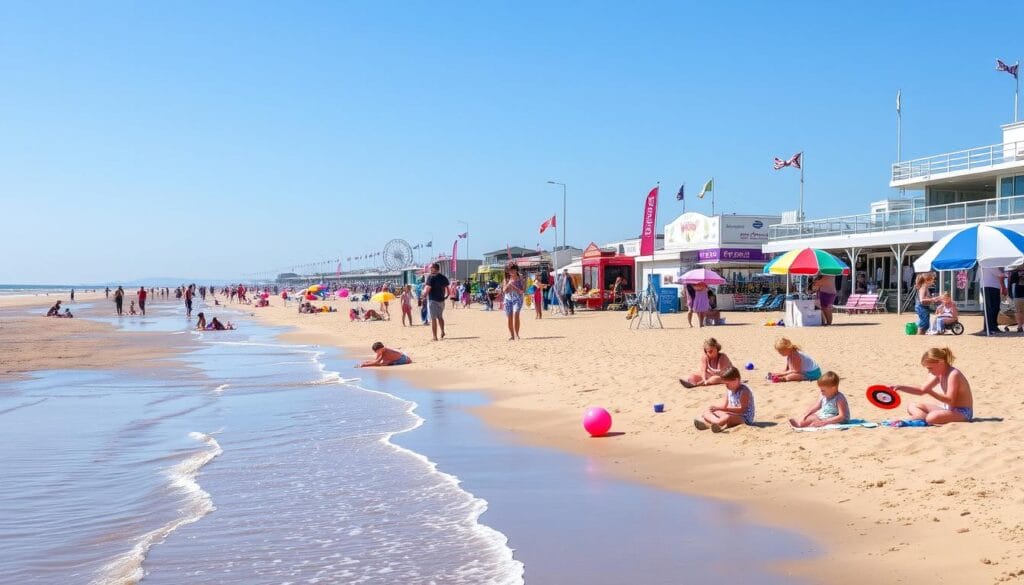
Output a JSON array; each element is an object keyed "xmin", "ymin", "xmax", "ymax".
[{"xmin": 2, "ymin": 1, "xmax": 1022, "ymax": 283}]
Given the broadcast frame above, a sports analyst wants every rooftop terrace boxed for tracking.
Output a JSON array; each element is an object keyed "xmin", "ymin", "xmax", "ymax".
[
  {"xmin": 891, "ymin": 140, "xmax": 1024, "ymax": 187},
  {"xmin": 768, "ymin": 194, "xmax": 1024, "ymax": 241}
]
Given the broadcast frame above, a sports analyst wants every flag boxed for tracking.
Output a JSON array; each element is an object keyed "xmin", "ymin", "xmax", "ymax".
[
  {"xmin": 676, "ymin": 183, "xmax": 685, "ymax": 201},
  {"xmin": 457, "ymin": 232, "xmax": 468, "ymax": 239},
  {"xmin": 697, "ymin": 179, "xmax": 713, "ymax": 199},
  {"xmin": 539, "ymin": 214, "xmax": 557, "ymax": 234},
  {"xmin": 896, "ymin": 89, "xmax": 901, "ymax": 114},
  {"xmin": 450, "ymin": 240, "xmax": 458, "ymax": 272},
  {"xmin": 639, "ymin": 185, "xmax": 659, "ymax": 256},
  {"xmin": 773, "ymin": 152, "xmax": 802, "ymax": 170},
  {"xmin": 426, "ymin": 241, "xmax": 433, "ymax": 248},
  {"xmin": 996, "ymin": 59, "xmax": 1019, "ymax": 79},
  {"xmin": 336, "ymin": 262, "xmax": 342, "ymax": 277}
]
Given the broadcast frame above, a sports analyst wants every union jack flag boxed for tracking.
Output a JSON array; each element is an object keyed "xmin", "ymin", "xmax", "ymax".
[
  {"xmin": 773, "ymin": 152, "xmax": 802, "ymax": 170},
  {"xmin": 996, "ymin": 59, "xmax": 1019, "ymax": 80}
]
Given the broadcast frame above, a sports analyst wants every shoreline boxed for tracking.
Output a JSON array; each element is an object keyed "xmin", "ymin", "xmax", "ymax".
[{"xmin": 249, "ymin": 296, "xmax": 1024, "ymax": 585}]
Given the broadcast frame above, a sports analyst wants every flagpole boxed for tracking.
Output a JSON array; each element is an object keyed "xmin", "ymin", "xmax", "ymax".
[
  {"xmin": 799, "ymin": 160, "xmax": 805, "ymax": 222},
  {"xmin": 711, "ymin": 177, "xmax": 716, "ymax": 216},
  {"xmin": 1016, "ymin": 61, "xmax": 1020, "ymax": 122}
]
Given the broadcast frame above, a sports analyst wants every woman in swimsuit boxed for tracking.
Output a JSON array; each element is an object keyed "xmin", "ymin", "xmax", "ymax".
[
  {"xmin": 680, "ymin": 338, "xmax": 734, "ymax": 388},
  {"xmin": 893, "ymin": 347, "xmax": 974, "ymax": 424}
]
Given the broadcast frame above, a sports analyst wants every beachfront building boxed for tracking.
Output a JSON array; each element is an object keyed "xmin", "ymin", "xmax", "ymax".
[
  {"xmin": 634, "ymin": 212, "xmax": 782, "ymax": 309},
  {"xmin": 764, "ymin": 121, "xmax": 1024, "ymax": 312}
]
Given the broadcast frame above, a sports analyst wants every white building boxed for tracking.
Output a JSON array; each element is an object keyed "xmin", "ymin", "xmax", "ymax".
[
  {"xmin": 763, "ymin": 120, "xmax": 1024, "ymax": 311},
  {"xmin": 634, "ymin": 212, "xmax": 782, "ymax": 308}
]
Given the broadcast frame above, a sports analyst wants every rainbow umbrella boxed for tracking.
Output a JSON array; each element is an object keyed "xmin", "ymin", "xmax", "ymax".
[{"xmin": 763, "ymin": 248, "xmax": 849, "ymax": 276}]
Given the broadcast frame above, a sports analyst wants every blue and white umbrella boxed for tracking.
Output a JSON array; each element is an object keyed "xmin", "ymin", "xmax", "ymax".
[
  {"xmin": 914, "ymin": 224, "xmax": 1024, "ymax": 335},
  {"xmin": 914, "ymin": 224, "xmax": 1024, "ymax": 271}
]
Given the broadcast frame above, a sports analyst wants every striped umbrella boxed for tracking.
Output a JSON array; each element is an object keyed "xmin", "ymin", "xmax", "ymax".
[
  {"xmin": 913, "ymin": 224, "xmax": 1024, "ymax": 271},
  {"xmin": 763, "ymin": 248, "xmax": 850, "ymax": 276}
]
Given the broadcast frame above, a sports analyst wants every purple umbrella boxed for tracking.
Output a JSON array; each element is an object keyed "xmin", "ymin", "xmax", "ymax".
[{"xmin": 678, "ymin": 268, "xmax": 727, "ymax": 285}]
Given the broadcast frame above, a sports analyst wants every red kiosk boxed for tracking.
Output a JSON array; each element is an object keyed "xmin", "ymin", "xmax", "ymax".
[{"xmin": 574, "ymin": 243, "xmax": 636, "ymax": 310}]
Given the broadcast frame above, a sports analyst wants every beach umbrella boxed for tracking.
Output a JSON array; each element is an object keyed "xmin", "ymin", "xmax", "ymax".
[
  {"xmin": 370, "ymin": 291, "xmax": 396, "ymax": 303},
  {"xmin": 678, "ymin": 268, "xmax": 727, "ymax": 285},
  {"xmin": 307, "ymin": 284, "xmax": 323, "ymax": 293},
  {"xmin": 913, "ymin": 224, "xmax": 1024, "ymax": 336},
  {"xmin": 763, "ymin": 248, "xmax": 850, "ymax": 276},
  {"xmin": 336, "ymin": 288, "xmax": 350, "ymax": 298},
  {"xmin": 913, "ymin": 224, "xmax": 1024, "ymax": 272}
]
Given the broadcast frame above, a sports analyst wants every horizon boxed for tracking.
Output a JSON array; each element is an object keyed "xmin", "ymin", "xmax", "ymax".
[{"xmin": 3, "ymin": 1, "xmax": 1022, "ymax": 283}]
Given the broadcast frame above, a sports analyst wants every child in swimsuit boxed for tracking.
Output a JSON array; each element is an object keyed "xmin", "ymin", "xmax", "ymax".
[
  {"xmin": 768, "ymin": 337, "xmax": 822, "ymax": 382},
  {"xmin": 694, "ymin": 366, "xmax": 755, "ymax": 433},
  {"xmin": 679, "ymin": 337, "xmax": 734, "ymax": 388},
  {"xmin": 893, "ymin": 347, "xmax": 974, "ymax": 424},
  {"xmin": 400, "ymin": 284, "xmax": 414, "ymax": 327},
  {"xmin": 358, "ymin": 341, "xmax": 412, "ymax": 367},
  {"xmin": 789, "ymin": 371, "xmax": 851, "ymax": 428}
]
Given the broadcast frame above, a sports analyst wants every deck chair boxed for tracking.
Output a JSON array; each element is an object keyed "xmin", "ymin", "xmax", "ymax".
[
  {"xmin": 737, "ymin": 294, "xmax": 770, "ymax": 311},
  {"xmin": 833, "ymin": 294, "xmax": 862, "ymax": 314},
  {"xmin": 763, "ymin": 294, "xmax": 785, "ymax": 311}
]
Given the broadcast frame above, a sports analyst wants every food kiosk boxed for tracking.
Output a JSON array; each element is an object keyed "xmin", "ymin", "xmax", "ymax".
[{"xmin": 573, "ymin": 243, "xmax": 636, "ymax": 310}]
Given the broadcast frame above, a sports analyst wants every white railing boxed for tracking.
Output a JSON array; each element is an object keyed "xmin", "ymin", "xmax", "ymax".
[
  {"xmin": 769, "ymin": 194, "xmax": 1024, "ymax": 241},
  {"xmin": 892, "ymin": 140, "xmax": 1024, "ymax": 182}
]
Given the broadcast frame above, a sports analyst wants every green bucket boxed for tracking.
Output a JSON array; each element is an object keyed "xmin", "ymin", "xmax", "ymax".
[{"xmin": 905, "ymin": 322, "xmax": 918, "ymax": 335}]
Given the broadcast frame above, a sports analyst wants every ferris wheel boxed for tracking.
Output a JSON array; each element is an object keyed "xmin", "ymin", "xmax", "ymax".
[{"xmin": 382, "ymin": 239, "xmax": 414, "ymax": 271}]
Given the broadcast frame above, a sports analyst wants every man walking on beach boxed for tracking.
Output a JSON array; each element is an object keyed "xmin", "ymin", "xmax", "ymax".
[
  {"xmin": 137, "ymin": 286, "xmax": 148, "ymax": 316},
  {"xmin": 979, "ymin": 267, "xmax": 1006, "ymax": 335},
  {"xmin": 184, "ymin": 285, "xmax": 194, "ymax": 319},
  {"xmin": 114, "ymin": 286, "xmax": 124, "ymax": 316},
  {"xmin": 422, "ymin": 262, "xmax": 449, "ymax": 341}
]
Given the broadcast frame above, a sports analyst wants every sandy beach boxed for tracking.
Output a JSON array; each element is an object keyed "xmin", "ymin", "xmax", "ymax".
[
  {"xmin": 0, "ymin": 292, "xmax": 184, "ymax": 379},
  {"xmin": 237, "ymin": 297, "xmax": 1024, "ymax": 584}
]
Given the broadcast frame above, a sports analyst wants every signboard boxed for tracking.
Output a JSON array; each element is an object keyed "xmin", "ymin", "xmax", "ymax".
[
  {"xmin": 665, "ymin": 212, "xmax": 719, "ymax": 248},
  {"xmin": 697, "ymin": 248, "xmax": 768, "ymax": 263},
  {"xmin": 720, "ymin": 217, "xmax": 777, "ymax": 245}
]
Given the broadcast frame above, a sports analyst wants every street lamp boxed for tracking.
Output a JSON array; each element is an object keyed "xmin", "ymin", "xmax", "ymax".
[{"xmin": 546, "ymin": 180, "xmax": 566, "ymax": 249}]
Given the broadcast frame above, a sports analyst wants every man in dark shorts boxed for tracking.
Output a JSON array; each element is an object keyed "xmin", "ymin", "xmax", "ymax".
[
  {"xmin": 421, "ymin": 263, "xmax": 449, "ymax": 341},
  {"xmin": 114, "ymin": 286, "xmax": 124, "ymax": 316},
  {"xmin": 137, "ymin": 286, "xmax": 148, "ymax": 316},
  {"xmin": 184, "ymin": 285, "xmax": 194, "ymax": 318}
]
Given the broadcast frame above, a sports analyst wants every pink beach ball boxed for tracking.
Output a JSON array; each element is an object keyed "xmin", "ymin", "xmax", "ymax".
[{"xmin": 583, "ymin": 407, "xmax": 613, "ymax": 437}]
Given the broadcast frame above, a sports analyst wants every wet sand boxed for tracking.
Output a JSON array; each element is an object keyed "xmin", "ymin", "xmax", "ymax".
[{"xmin": 246, "ymin": 296, "xmax": 1024, "ymax": 585}]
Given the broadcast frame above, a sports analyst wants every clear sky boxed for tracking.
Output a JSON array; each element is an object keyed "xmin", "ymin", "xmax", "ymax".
[{"xmin": 2, "ymin": 1, "xmax": 1022, "ymax": 283}]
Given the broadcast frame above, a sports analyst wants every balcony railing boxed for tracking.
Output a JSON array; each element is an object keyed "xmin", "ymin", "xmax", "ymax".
[
  {"xmin": 891, "ymin": 140, "xmax": 1024, "ymax": 183},
  {"xmin": 768, "ymin": 194, "xmax": 1024, "ymax": 241}
]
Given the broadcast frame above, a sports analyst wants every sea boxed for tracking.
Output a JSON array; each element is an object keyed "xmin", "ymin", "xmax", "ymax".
[{"xmin": 0, "ymin": 298, "xmax": 816, "ymax": 584}]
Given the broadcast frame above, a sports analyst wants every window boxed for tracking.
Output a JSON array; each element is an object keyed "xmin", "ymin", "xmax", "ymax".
[
  {"xmin": 1016, "ymin": 175, "xmax": 1024, "ymax": 196},
  {"xmin": 1002, "ymin": 177, "xmax": 1014, "ymax": 196}
]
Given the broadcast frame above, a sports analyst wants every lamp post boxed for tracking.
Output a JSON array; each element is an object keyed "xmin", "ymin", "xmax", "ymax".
[
  {"xmin": 546, "ymin": 180, "xmax": 566, "ymax": 249},
  {"xmin": 457, "ymin": 220, "xmax": 469, "ymax": 279}
]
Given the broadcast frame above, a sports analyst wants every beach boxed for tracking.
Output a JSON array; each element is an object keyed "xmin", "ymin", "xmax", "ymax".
[
  {"xmin": 239, "ymin": 296, "xmax": 1024, "ymax": 584},
  {"xmin": 2, "ymin": 292, "xmax": 817, "ymax": 584}
]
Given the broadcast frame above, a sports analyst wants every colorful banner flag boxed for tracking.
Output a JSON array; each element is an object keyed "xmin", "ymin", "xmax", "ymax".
[
  {"xmin": 639, "ymin": 185, "xmax": 659, "ymax": 256},
  {"xmin": 450, "ymin": 240, "xmax": 458, "ymax": 272},
  {"xmin": 773, "ymin": 152, "xmax": 802, "ymax": 170},
  {"xmin": 539, "ymin": 214, "xmax": 557, "ymax": 234},
  {"xmin": 996, "ymin": 59, "xmax": 1019, "ymax": 79},
  {"xmin": 697, "ymin": 179, "xmax": 713, "ymax": 199},
  {"xmin": 676, "ymin": 184, "xmax": 685, "ymax": 201}
]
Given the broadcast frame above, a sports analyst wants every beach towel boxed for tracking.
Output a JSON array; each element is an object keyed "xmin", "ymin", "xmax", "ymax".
[{"xmin": 792, "ymin": 419, "xmax": 878, "ymax": 432}]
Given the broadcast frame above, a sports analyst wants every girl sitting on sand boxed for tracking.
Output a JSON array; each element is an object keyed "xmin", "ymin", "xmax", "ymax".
[
  {"xmin": 694, "ymin": 367, "xmax": 754, "ymax": 433},
  {"xmin": 893, "ymin": 347, "xmax": 973, "ymax": 424},
  {"xmin": 767, "ymin": 338, "xmax": 822, "ymax": 382},
  {"xmin": 789, "ymin": 371, "xmax": 850, "ymax": 428},
  {"xmin": 679, "ymin": 337, "xmax": 734, "ymax": 388}
]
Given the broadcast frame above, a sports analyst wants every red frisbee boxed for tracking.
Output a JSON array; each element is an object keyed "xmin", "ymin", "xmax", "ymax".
[{"xmin": 866, "ymin": 385, "xmax": 901, "ymax": 409}]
